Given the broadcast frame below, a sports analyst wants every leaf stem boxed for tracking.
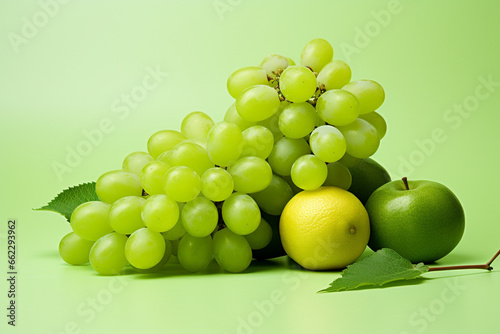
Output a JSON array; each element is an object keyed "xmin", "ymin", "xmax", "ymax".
[
  {"xmin": 486, "ymin": 248, "xmax": 500, "ymax": 267},
  {"xmin": 428, "ymin": 264, "xmax": 492, "ymax": 272},
  {"xmin": 428, "ymin": 249, "xmax": 500, "ymax": 272}
]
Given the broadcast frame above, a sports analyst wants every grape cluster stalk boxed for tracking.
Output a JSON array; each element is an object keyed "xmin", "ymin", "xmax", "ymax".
[{"xmin": 58, "ymin": 38, "xmax": 388, "ymax": 275}]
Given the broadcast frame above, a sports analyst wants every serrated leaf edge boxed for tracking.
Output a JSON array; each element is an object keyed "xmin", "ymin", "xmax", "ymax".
[
  {"xmin": 33, "ymin": 182, "xmax": 97, "ymax": 221},
  {"xmin": 34, "ymin": 182, "xmax": 96, "ymax": 210}
]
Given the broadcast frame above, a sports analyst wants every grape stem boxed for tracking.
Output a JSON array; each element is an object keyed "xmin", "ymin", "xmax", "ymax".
[
  {"xmin": 427, "ymin": 248, "xmax": 500, "ymax": 272},
  {"xmin": 271, "ymin": 70, "xmax": 286, "ymax": 102},
  {"xmin": 402, "ymin": 177, "xmax": 410, "ymax": 190}
]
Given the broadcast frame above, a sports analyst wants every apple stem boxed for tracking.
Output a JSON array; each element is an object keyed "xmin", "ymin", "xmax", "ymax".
[
  {"xmin": 402, "ymin": 177, "xmax": 410, "ymax": 190},
  {"xmin": 427, "ymin": 248, "xmax": 500, "ymax": 272}
]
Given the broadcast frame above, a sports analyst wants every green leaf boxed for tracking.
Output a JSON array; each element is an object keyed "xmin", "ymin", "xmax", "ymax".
[
  {"xmin": 34, "ymin": 182, "xmax": 98, "ymax": 222},
  {"xmin": 318, "ymin": 248, "xmax": 429, "ymax": 293}
]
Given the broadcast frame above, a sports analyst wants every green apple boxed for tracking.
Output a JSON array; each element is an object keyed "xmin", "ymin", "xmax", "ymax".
[
  {"xmin": 365, "ymin": 178, "xmax": 465, "ymax": 263},
  {"xmin": 348, "ymin": 158, "xmax": 391, "ymax": 205}
]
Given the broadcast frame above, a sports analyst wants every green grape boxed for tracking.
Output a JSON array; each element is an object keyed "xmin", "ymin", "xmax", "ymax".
[
  {"xmin": 279, "ymin": 66, "xmax": 317, "ymax": 103},
  {"xmin": 122, "ymin": 151, "xmax": 153, "ymax": 175},
  {"xmin": 267, "ymin": 137, "xmax": 311, "ymax": 176},
  {"xmin": 260, "ymin": 54, "xmax": 289, "ymax": 78},
  {"xmin": 177, "ymin": 234, "xmax": 213, "ymax": 272},
  {"xmin": 164, "ymin": 166, "xmax": 201, "ymax": 202},
  {"xmin": 300, "ymin": 38, "xmax": 334, "ymax": 72},
  {"xmin": 125, "ymin": 228, "xmax": 165, "ymax": 269},
  {"xmin": 257, "ymin": 101, "xmax": 289, "ymax": 142},
  {"xmin": 337, "ymin": 119, "xmax": 380, "ymax": 158},
  {"xmin": 309, "ymin": 125, "xmax": 346, "ymax": 163},
  {"xmin": 140, "ymin": 160, "xmax": 170, "ymax": 195},
  {"xmin": 323, "ymin": 162, "xmax": 352, "ymax": 190},
  {"xmin": 157, "ymin": 239, "xmax": 173, "ymax": 268},
  {"xmin": 147, "ymin": 130, "xmax": 186, "ymax": 158},
  {"xmin": 316, "ymin": 89, "xmax": 359, "ymax": 126},
  {"xmin": 181, "ymin": 111, "xmax": 215, "ymax": 141},
  {"xmin": 282, "ymin": 175, "xmax": 303, "ymax": 195},
  {"xmin": 184, "ymin": 138, "xmax": 207, "ymax": 149},
  {"xmin": 164, "ymin": 141, "xmax": 214, "ymax": 176},
  {"xmin": 169, "ymin": 238, "xmax": 180, "ymax": 256},
  {"xmin": 181, "ymin": 197, "xmax": 218, "ymax": 237},
  {"xmin": 227, "ymin": 66, "xmax": 269, "ymax": 99},
  {"xmin": 240, "ymin": 125, "xmax": 274, "ymax": 159},
  {"xmin": 317, "ymin": 60, "xmax": 352, "ymax": 90},
  {"xmin": 165, "ymin": 239, "xmax": 174, "ymax": 259},
  {"xmin": 359, "ymin": 111, "xmax": 387, "ymax": 139},
  {"xmin": 108, "ymin": 196, "xmax": 145, "ymax": 235},
  {"xmin": 278, "ymin": 102, "xmax": 317, "ymax": 138},
  {"xmin": 155, "ymin": 150, "xmax": 172, "ymax": 163},
  {"xmin": 338, "ymin": 152, "xmax": 362, "ymax": 167},
  {"xmin": 206, "ymin": 121, "xmax": 244, "ymax": 167},
  {"xmin": 343, "ymin": 80, "xmax": 385, "ymax": 114},
  {"xmin": 304, "ymin": 112, "xmax": 326, "ymax": 142},
  {"xmin": 59, "ymin": 232, "xmax": 95, "ymax": 265},
  {"xmin": 89, "ymin": 232, "xmax": 128, "ymax": 275},
  {"xmin": 213, "ymin": 228, "xmax": 252, "ymax": 273},
  {"xmin": 291, "ymin": 154, "xmax": 328, "ymax": 190},
  {"xmin": 244, "ymin": 218, "xmax": 272, "ymax": 250},
  {"xmin": 132, "ymin": 239, "xmax": 172, "ymax": 273},
  {"xmin": 142, "ymin": 194, "xmax": 179, "ymax": 233},
  {"xmin": 315, "ymin": 112, "xmax": 326, "ymax": 127},
  {"xmin": 96, "ymin": 170, "xmax": 143, "ymax": 204},
  {"xmin": 70, "ymin": 201, "xmax": 113, "ymax": 241},
  {"xmin": 200, "ymin": 167, "xmax": 234, "ymax": 202},
  {"xmin": 162, "ymin": 203, "xmax": 186, "ymax": 240},
  {"xmin": 222, "ymin": 192, "xmax": 261, "ymax": 235},
  {"xmin": 236, "ymin": 85, "xmax": 281, "ymax": 122},
  {"xmin": 286, "ymin": 57, "xmax": 296, "ymax": 65},
  {"xmin": 250, "ymin": 174, "xmax": 294, "ymax": 215},
  {"xmin": 227, "ymin": 157, "xmax": 273, "ymax": 193},
  {"xmin": 224, "ymin": 103, "xmax": 256, "ymax": 131}
]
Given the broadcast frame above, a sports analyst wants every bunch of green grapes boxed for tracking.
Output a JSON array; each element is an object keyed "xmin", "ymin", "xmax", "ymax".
[
  {"xmin": 59, "ymin": 111, "xmax": 275, "ymax": 275},
  {"xmin": 226, "ymin": 38, "xmax": 386, "ymax": 192},
  {"xmin": 58, "ymin": 38, "xmax": 387, "ymax": 275}
]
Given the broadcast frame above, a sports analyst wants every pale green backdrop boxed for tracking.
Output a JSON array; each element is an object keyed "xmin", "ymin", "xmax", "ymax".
[{"xmin": 1, "ymin": 0, "xmax": 499, "ymax": 333}]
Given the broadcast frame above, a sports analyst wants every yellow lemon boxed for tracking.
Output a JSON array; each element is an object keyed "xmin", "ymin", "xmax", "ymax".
[{"xmin": 280, "ymin": 186, "xmax": 370, "ymax": 270}]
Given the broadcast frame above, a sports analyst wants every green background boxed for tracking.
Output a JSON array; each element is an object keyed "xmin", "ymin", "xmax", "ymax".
[{"xmin": 1, "ymin": 0, "xmax": 500, "ymax": 333}]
